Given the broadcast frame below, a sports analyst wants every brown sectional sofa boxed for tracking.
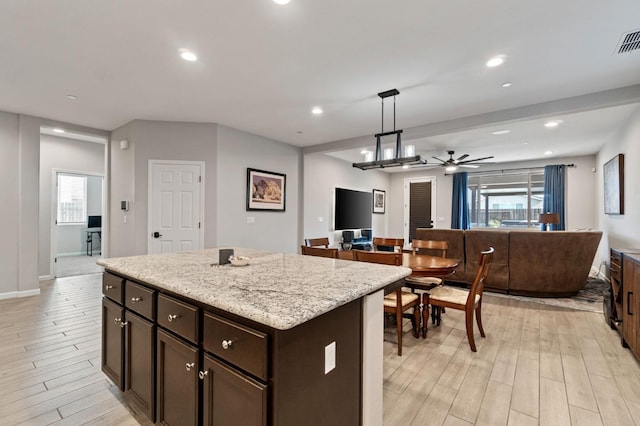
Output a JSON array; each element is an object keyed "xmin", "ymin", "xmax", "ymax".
[{"xmin": 415, "ymin": 228, "xmax": 603, "ymax": 297}]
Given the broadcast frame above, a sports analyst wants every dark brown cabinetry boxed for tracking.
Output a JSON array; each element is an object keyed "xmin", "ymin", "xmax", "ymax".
[
  {"xmin": 201, "ymin": 354, "xmax": 267, "ymax": 426},
  {"xmin": 156, "ymin": 329, "xmax": 199, "ymax": 426},
  {"xmin": 101, "ymin": 273, "xmax": 156, "ymax": 421},
  {"xmin": 622, "ymin": 254, "xmax": 640, "ymax": 355}
]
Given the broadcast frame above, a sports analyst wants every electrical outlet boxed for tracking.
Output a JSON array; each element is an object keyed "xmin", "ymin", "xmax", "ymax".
[
  {"xmin": 318, "ymin": 216, "xmax": 324, "ymax": 223},
  {"xmin": 247, "ymin": 217, "xmax": 255, "ymax": 224},
  {"xmin": 437, "ymin": 217, "xmax": 445, "ymax": 221},
  {"xmin": 325, "ymin": 341, "xmax": 336, "ymax": 374}
]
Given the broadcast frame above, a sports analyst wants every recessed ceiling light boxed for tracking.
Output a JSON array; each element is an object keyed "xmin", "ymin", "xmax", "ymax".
[
  {"xmin": 544, "ymin": 120, "xmax": 562, "ymax": 128},
  {"xmin": 501, "ymin": 82, "xmax": 512, "ymax": 88},
  {"xmin": 273, "ymin": 0, "xmax": 290, "ymax": 4},
  {"xmin": 492, "ymin": 130, "xmax": 510, "ymax": 135},
  {"xmin": 179, "ymin": 49, "xmax": 198, "ymax": 62},
  {"xmin": 53, "ymin": 128, "xmax": 65, "ymax": 133},
  {"xmin": 446, "ymin": 166, "xmax": 457, "ymax": 172},
  {"xmin": 311, "ymin": 107, "xmax": 323, "ymax": 115},
  {"xmin": 66, "ymin": 95, "xmax": 77, "ymax": 100},
  {"xmin": 361, "ymin": 149, "xmax": 369, "ymax": 154},
  {"xmin": 544, "ymin": 150, "xmax": 553, "ymax": 155},
  {"xmin": 402, "ymin": 165, "xmax": 409, "ymax": 169},
  {"xmin": 486, "ymin": 55, "xmax": 505, "ymax": 67}
]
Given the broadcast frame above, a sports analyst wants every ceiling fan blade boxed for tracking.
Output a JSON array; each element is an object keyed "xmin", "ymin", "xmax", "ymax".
[
  {"xmin": 455, "ymin": 154, "xmax": 469, "ymax": 162},
  {"xmin": 459, "ymin": 155, "xmax": 495, "ymax": 164},
  {"xmin": 432, "ymin": 156, "xmax": 448, "ymax": 164}
]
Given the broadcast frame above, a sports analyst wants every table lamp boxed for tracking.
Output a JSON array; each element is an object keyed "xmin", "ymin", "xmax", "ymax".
[{"xmin": 539, "ymin": 212, "xmax": 560, "ymax": 231}]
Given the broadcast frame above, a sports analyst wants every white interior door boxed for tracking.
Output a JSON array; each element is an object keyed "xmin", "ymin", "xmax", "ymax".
[{"xmin": 148, "ymin": 161, "xmax": 204, "ymax": 254}]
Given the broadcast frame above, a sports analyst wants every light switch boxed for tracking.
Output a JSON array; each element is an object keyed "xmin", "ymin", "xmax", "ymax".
[
  {"xmin": 247, "ymin": 217, "xmax": 255, "ymax": 224},
  {"xmin": 325, "ymin": 341, "xmax": 336, "ymax": 374},
  {"xmin": 317, "ymin": 216, "xmax": 324, "ymax": 223}
]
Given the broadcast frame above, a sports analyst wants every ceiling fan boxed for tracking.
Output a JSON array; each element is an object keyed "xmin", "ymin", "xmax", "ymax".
[{"xmin": 431, "ymin": 150, "xmax": 494, "ymax": 170}]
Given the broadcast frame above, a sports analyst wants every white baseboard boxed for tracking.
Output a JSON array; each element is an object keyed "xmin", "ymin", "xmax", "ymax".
[
  {"xmin": 0, "ymin": 288, "xmax": 41, "ymax": 300},
  {"xmin": 39, "ymin": 275, "xmax": 54, "ymax": 281},
  {"xmin": 57, "ymin": 252, "xmax": 87, "ymax": 257}
]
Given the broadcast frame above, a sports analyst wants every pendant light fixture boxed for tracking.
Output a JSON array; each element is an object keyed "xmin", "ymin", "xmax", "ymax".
[{"xmin": 353, "ymin": 89, "xmax": 426, "ymax": 170}]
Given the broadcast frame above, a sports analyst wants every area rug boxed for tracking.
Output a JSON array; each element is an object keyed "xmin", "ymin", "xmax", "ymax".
[{"xmin": 487, "ymin": 277, "xmax": 608, "ymax": 313}]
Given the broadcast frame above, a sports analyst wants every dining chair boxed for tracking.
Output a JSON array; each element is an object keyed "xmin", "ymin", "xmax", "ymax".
[
  {"xmin": 427, "ymin": 247, "xmax": 494, "ymax": 352},
  {"xmin": 352, "ymin": 249, "xmax": 419, "ymax": 356},
  {"xmin": 405, "ymin": 240, "xmax": 449, "ymax": 337},
  {"xmin": 372, "ymin": 237, "xmax": 404, "ymax": 253},
  {"xmin": 300, "ymin": 245, "xmax": 339, "ymax": 259},
  {"xmin": 304, "ymin": 237, "xmax": 330, "ymax": 248}
]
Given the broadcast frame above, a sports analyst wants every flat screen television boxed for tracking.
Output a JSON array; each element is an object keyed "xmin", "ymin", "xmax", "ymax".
[
  {"xmin": 334, "ymin": 188, "xmax": 372, "ymax": 230},
  {"xmin": 87, "ymin": 215, "xmax": 101, "ymax": 228}
]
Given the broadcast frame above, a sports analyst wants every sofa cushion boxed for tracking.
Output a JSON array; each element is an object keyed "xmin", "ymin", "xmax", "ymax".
[
  {"xmin": 464, "ymin": 229, "xmax": 510, "ymax": 292},
  {"xmin": 415, "ymin": 228, "xmax": 465, "ymax": 282}
]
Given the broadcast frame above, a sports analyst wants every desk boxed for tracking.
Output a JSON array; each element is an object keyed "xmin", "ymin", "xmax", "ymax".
[{"xmin": 86, "ymin": 228, "xmax": 101, "ymax": 256}]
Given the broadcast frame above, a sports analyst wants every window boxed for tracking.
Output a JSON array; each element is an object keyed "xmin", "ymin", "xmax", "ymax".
[
  {"xmin": 468, "ymin": 170, "xmax": 543, "ymax": 228},
  {"xmin": 57, "ymin": 174, "xmax": 87, "ymax": 224}
]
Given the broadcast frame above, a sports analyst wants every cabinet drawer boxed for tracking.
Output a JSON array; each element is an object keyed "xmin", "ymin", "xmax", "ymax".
[
  {"xmin": 203, "ymin": 312, "xmax": 268, "ymax": 381},
  {"xmin": 125, "ymin": 281, "xmax": 156, "ymax": 320},
  {"xmin": 103, "ymin": 273, "xmax": 125, "ymax": 305},
  {"xmin": 157, "ymin": 294, "xmax": 199, "ymax": 344}
]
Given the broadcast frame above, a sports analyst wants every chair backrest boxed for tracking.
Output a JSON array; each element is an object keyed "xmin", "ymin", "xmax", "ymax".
[
  {"xmin": 304, "ymin": 237, "xmax": 330, "ymax": 248},
  {"xmin": 466, "ymin": 247, "xmax": 495, "ymax": 307},
  {"xmin": 301, "ymin": 245, "xmax": 339, "ymax": 259},
  {"xmin": 373, "ymin": 237, "xmax": 404, "ymax": 252},
  {"xmin": 353, "ymin": 249, "xmax": 402, "ymax": 266},
  {"xmin": 411, "ymin": 239, "xmax": 448, "ymax": 257}
]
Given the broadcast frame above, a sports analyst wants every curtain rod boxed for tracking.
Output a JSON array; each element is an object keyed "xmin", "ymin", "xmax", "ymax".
[{"xmin": 445, "ymin": 163, "xmax": 575, "ymax": 176}]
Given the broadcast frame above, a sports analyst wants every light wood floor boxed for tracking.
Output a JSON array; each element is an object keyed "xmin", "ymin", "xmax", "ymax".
[{"xmin": 1, "ymin": 275, "xmax": 638, "ymax": 425}]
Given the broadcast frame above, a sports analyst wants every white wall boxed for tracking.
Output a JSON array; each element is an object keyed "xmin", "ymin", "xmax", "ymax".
[
  {"xmin": 39, "ymin": 135, "xmax": 105, "ymax": 276},
  {"xmin": 597, "ymin": 106, "xmax": 640, "ymax": 269},
  {"xmin": 216, "ymin": 125, "xmax": 301, "ymax": 254},
  {"xmin": 0, "ymin": 111, "xmax": 20, "ymax": 296},
  {"xmin": 303, "ymin": 153, "xmax": 390, "ymax": 248}
]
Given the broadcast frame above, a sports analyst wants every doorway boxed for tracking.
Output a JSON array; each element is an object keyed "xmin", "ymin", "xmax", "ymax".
[
  {"xmin": 148, "ymin": 160, "xmax": 205, "ymax": 254},
  {"xmin": 403, "ymin": 176, "xmax": 436, "ymax": 243}
]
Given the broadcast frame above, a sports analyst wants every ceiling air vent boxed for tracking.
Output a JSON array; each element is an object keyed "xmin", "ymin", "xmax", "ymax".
[{"xmin": 616, "ymin": 29, "xmax": 640, "ymax": 54}]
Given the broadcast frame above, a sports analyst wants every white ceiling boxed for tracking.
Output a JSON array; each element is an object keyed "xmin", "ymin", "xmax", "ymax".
[{"xmin": 2, "ymin": 0, "xmax": 640, "ymax": 165}]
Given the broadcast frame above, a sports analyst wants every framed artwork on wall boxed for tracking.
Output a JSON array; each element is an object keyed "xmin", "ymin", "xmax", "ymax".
[
  {"xmin": 373, "ymin": 189, "xmax": 385, "ymax": 214},
  {"xmin": 246, "ymin": 168, "xmax": 286, "ymax": 211},
  {"xmin": 603, "ymin": 153, "xmax": 624, "ymax": 215}
]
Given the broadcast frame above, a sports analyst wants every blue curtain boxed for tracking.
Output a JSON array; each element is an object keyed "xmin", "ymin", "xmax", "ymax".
[
  {"xmin": 542, "ymin": 165, "xmax": 566, "ymax": 230},
  {"xmin": 451, "ymin": 172, "xmax": 470, "ymax": 229}
]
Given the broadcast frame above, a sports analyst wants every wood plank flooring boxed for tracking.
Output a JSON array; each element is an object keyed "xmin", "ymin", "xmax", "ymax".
[{"xmin": 1, "ymin": 274, "xmax": 639, "ymax": 425}]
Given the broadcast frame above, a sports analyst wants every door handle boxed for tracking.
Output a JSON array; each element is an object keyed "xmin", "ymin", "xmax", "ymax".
[{"xmin": 153, "ymin": 232, "xmax": 162, "ymax": 238}]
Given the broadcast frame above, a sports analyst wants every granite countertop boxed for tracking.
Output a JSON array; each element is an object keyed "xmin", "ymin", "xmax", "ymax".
[{"xmin": 98, "ymin": 248, "xmax": 411, "ymax": 330}]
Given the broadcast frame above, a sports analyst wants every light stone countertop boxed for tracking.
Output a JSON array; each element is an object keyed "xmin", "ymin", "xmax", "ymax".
[{"xmin": 98, "ymin": 248, "xmax": 411, "ymax": 330}]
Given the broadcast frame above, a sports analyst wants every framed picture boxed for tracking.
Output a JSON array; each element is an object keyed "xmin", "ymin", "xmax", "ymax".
[
  {"xmin": 603, "ymin": 154, "xmax": 624, "ymax": 215},
  {"xmin": 246, "ymin": 168, "xmax": 286, "ymax": 211},
  {"xmin": 373, "ymin": 189, "xmax": 385, "ymax": 214}
]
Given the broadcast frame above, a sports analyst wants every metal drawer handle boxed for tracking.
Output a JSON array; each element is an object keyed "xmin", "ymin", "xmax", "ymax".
[
  {"xmin": 131, "ymin": 297, "xmax": 142, "ymax": 303},
  {"xmin": 105, "ymin": 285, "xmax": 114, "ymax": 290},
  {"xmin": 199, "ymin": 370, "xmax": 208, "ymax": 380},
  {"xmin": 168, "ymin": 314, "xmax": 179, "ymax": 322},
  {"xmin": 222, "ymin": 339, "xmax": 233, "ymax": 350},
  {"xmin": 185, "ymin": 362, "xmax": 195, "ymax": 372}
]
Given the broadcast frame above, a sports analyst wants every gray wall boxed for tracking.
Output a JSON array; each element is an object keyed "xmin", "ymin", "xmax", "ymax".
[
  {"xmin": 303, "ymin": 153, "xmax": 390, "ymax": 248},
  {"xmin": 597, "ymin": 106, "xmax": 640, "ymax": 268},
  {"xmin": 39, "ymin": 135, "xmax": 105, "ymax": 277},
  {"xmin": 216, "ymin": 125, "xmax": 301, "ymax": 254},
  {"xmin": 0, "ymin": 111, "xmax": 20, "ymax": 296}
]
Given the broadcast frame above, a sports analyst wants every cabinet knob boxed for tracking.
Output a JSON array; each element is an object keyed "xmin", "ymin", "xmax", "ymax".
[
  {"xmin": 222, "ymin": 339, "xmax": 233, "ymax": 350},
  {"xmin": 120, "ymin": 321, "xmax": 128, "ymax": 328},
  {"xmin": 105, "ymin": 285, "xmax": 114, "ymax": 290},
  {"xmin": 168, "ymin": 314, "xmax": 179, "ymax": 322},
  {"xmin": 185, "ymin": 362, "xmax": 195, "ymax": 372},
  {"xmin": 131, "ymin": 297, "xmax": 142, "ymax": 303},
  {"xmin": 114, "ymin": 317, "xmax": 122, "ymax": 324},
  {"xmin": 198, "ymin": 370, "xmax": 208, "ymax": 380}
]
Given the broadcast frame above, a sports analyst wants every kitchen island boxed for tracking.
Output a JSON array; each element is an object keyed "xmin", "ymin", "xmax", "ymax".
[{"xmin": 98, "ymin": 248, "xmax": 411, "ymax": 426}]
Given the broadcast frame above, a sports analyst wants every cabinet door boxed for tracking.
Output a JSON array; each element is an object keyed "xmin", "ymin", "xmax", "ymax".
[
  {"xmin": 156, "ymin": 329, "xmax": 199, "ymax": 426},
  {"xmin": 623, "ymin": 258, "xmax": 638, "ymax": 352},
  {"xmin": 102, "ymin": 298, "xmax": 124, "ymax": 390},
  {"xmin": 124, "ymin": 310, "xmax": 156, "ymax": 421},
  {"xmin": 202, "ymin": 354, "xmax": 267, "ymax": 426}
]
